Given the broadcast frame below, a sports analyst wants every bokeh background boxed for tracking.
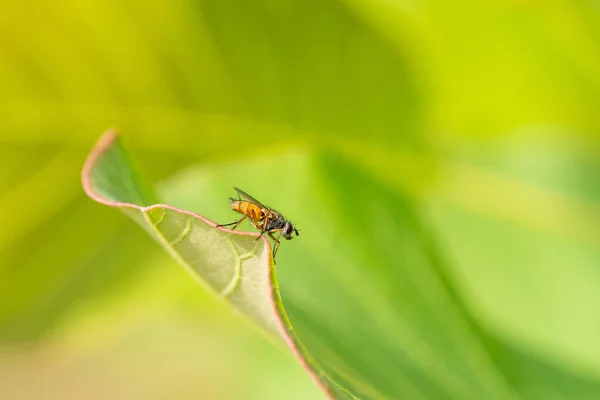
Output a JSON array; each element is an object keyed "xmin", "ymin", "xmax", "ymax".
[{"xmin": 1, "ymin": 1, "xmax": 599, "ymax": 399}]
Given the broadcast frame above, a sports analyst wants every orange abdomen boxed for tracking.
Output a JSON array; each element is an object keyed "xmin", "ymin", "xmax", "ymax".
[{"xmin": 231, "ymin": 200, "xmax": 264, "ymax": 229}]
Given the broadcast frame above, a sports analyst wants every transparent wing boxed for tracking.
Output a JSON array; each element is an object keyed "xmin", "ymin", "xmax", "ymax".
[{"xmin": 233, "ymin": 187, "xmax": 271, "ymax": 210}]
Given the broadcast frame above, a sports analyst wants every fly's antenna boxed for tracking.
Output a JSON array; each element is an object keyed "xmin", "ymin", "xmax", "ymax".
[{"xmin": 292, "ymin": 223, "xmax": 300, "ymax": 236}]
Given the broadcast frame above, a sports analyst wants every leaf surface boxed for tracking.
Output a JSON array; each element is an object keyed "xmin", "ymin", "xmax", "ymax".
[{"xmin": 82, "ymin": 130, "xmax": 346, "ymax": 398}]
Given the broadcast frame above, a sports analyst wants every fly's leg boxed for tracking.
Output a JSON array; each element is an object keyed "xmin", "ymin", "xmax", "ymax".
[
  {"xmin": 253, "ymin": 212, "xmax": 271, "ymax": 241},
  {"xmin": 230, "ymin": 216, "xmax": 247, "ymax": 230},
  {"xmin": 217, "ymin": 215, "xmax": 247, "ymax": 230},
  {"xmin": 268, "ymin": 230, "xmax": 284, "ymax": 259}
]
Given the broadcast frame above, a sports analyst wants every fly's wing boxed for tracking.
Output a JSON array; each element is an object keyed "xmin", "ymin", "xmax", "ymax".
[
  {"xmin": 234, "ymin": 187, "xmax": 286, "ymax": 230},
  {"xmin": 233, "ymin": 187, "xmax": 271, "ymax": 210},
  {"xmin": 233, "ymin": 187, "xmax": 284, "ymax": 219}
]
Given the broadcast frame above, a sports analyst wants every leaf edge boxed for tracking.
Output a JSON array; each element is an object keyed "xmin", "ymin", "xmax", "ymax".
[{"xmin": 80, "ymin": 128, "xmax": 339, "ymax": 399}]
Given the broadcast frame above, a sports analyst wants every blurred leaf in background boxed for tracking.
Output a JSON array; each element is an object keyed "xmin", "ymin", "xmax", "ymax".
[{"xmin": 0, "ymin": 0, "xmax": 599, "ymax": 399}]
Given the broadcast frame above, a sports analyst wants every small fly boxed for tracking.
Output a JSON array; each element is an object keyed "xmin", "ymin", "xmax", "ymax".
[{"xmin": 217, "ymin": 187, "xmax": 299, "ymax": 259}]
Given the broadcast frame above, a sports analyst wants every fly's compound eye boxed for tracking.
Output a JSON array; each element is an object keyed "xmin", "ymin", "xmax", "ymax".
[{"xmin": 283, "ymin": 221, "xmax": 295, "ymax": 240}]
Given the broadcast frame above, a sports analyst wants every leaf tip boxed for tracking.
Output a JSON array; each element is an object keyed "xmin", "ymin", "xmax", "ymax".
[{"xmin": 81, "ymin": 127, "xmax": 136, "ymax": 208}]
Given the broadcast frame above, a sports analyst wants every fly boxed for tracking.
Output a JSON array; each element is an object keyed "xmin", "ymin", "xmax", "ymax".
[{"xmin": 218, "ymin": 187, "xmax": 299, "ymax": 259}]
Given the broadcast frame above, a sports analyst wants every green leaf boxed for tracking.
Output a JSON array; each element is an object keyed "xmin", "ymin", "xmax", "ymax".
[
  {"xmin": 83, "ymin": 131, "xmax": 600, "ymax": 399},
  {"xmin": 82, "ymin": 130, "xmax": 349, "ymax": 398}
]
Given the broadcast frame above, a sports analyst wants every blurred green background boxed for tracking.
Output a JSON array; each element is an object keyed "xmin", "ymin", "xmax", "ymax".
[{"xmin": 1, "ymin": 1, "xmax": 599, "ymax": 399}]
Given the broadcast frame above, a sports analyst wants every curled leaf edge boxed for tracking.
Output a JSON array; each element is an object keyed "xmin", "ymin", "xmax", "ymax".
[{"xmin": 81, "ymin": 129, "xmax": 337, "ymax": 399}]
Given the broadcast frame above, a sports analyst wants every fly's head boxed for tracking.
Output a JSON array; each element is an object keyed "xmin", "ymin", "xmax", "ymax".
[{"xmin": 282, "ymin": 221, "xmax": 300, "ymax": 240}]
